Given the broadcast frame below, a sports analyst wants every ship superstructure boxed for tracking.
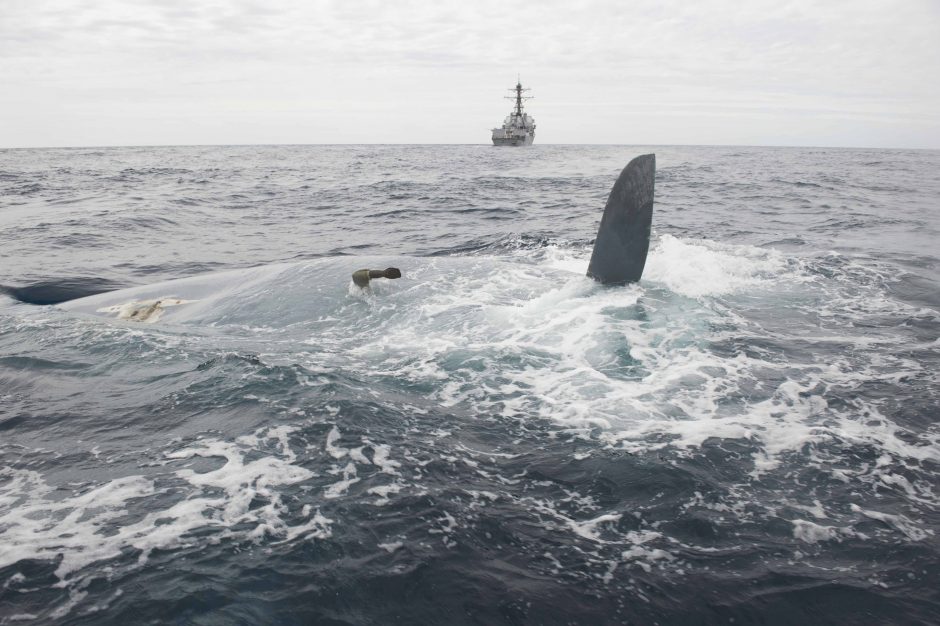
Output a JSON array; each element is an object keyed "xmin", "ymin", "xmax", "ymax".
[{"xmin": 491, "ymin": 80, "xmax": 536, "ymax": 146}]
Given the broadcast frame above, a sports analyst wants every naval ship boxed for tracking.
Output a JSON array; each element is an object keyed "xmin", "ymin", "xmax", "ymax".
[{"xmin": 491, "ymin": 81, "xmax": 536, "ymax": 146}]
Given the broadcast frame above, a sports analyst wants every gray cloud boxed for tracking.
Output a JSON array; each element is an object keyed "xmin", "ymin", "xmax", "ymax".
[{"xmin": 1, "ymin": 0, "xmax": 937, "ymax": 147}]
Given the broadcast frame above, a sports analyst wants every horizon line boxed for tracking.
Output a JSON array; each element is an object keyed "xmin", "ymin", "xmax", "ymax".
[{"xmin": 2, "ymin": 142, "xmax": 938, "ymax": 151}]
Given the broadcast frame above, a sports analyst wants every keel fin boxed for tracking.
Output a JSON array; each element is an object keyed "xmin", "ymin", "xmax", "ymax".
[{"xmin": 586, "ymin": 154, "xmax": 655, "ymax": 285}]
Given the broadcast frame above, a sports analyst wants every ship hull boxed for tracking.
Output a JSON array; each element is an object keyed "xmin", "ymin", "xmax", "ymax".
[{"xmin": 492, "ymin": 134, "xmax": 534, "ymax": 146}]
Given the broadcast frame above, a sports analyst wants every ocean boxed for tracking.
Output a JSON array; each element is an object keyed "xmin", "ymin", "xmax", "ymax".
[{"xmin": 1, "ymin": 145, "xmax": 938, "ymax": 624}]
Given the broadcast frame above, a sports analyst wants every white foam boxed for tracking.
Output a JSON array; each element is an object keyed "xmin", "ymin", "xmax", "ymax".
[
  {"xmin": 790, "ymin": 500, "xmax": 827, "ymax": 519},
  {"xmin": 349, "ymin": 447, "xmax": 371, "ymax": 464},
  {"xmin": 620, "ymin": 531, "xmax": 674, "ymax": 573},
  {"xmin": 542, "ymin": 245, "xmax": 591, "ymax": 275},
  {"xmin": 568, "ymin": 513, "xmax": 622, "ymax": 542},
  {"xmin": 324, "ymin": 462, "xmax": 359, "ymax": 499},
  {"xmin": 643, "ymin": 234, "xmax": 788, "ymax": 298},
  {"xmin": 279, "ymin": 509, "xmax": 333, "ymax": 543},
  {"xmin": 792, "ymin": 520, "xmax": 841, "ymax": 543},
  {"xmin": 378, "ymin": 541, "xmax": 403, "ymax": 553},
  {"xmin": 0, "ymin": 468, "xmax": 157, "ymax": 581},
  {"xmin": 325, "ymin": 426, "xmax": 348, "ymax": 459},
  {"xmin": 0, "ymin": 424, "xmax": 332, "ymax": 616},
  {"xmin": 850, "ymin": 504, "xmax": 934, "ymax": 541},
  {"xmin": 169, "ymin": 438, "xmax": 315, "ymax": 535},
  {"xmin": 367, "ymin": 483, "xmax": 402, "ymax": 502},
  {"xmin": 368, "ymin": 442, "xmax": 402, "ymax": 475}
]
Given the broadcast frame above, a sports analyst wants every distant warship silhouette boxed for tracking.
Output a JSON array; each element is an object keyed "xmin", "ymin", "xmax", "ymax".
[{"xmin": 491, "ymin": 80, "xmax": 536, "ymax": 146}]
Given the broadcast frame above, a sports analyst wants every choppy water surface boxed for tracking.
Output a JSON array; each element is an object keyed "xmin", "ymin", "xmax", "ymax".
[{"xmin": 1, "ymin": 145, "xmax": 939, "ymax": 624}]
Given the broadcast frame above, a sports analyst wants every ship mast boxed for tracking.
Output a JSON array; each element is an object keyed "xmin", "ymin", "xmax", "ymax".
[{"xmin": 506, "ymin": 78, "xmax": 532, "ymax": 126}]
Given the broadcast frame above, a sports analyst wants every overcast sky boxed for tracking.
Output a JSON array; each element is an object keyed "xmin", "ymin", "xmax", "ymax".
[{"xmin": 2, "ymin": 0, "xmax": 938, "ymax": 148}]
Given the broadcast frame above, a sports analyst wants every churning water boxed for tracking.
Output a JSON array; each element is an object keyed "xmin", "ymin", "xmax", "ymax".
[{"xmin": 1, "ymin": 145, "xmax": 938, "ymax": 624}]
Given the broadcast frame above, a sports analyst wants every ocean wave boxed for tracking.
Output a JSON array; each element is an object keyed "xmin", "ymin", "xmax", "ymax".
[{"xmin": 1, "ymin": 145, "xmax": 938, "ymax": 623}]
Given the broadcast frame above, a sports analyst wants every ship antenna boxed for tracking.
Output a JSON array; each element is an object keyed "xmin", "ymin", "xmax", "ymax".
[
  {"xmin": 505, "ymin": 78, "xmax": 532, "ymax": 103},
  {"xmin": 515, "ymin": 80, "xmax": 523, "ymax": 117},
  {"xmin": 504, "ymin": 77, "xmax": 533, "ymax": 127}
]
